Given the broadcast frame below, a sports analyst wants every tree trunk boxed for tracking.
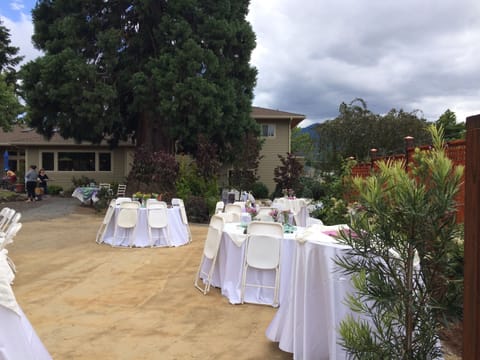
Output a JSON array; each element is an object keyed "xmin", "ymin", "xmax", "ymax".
[{"xmin": 136, "ymin": 112, "xmax": 174, "ymax": 153}]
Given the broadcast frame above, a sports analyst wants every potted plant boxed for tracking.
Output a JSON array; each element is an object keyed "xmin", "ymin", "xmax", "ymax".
[{"xmin": 14, "ymin": 166, "xmax": 25, "ymax": 193}]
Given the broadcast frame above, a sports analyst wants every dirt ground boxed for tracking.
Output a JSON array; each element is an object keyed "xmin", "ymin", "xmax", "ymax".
[{"xmin": 6, "ymin": 197, "xmax": 292, "ymax": 360}]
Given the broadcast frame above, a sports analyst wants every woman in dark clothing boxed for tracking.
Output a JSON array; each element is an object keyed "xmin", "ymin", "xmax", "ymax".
[{"xmin": 37, "ymin": 168, "xmax": 49, "ymax": 197}]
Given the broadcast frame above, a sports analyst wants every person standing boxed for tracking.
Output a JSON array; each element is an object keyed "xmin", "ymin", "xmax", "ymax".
[
  {"xmin": 25, "ymin": 165, "xmax": 38, "ymax": 202},
  {"xmin": 37, "ymin": 168, "xmax": 49, "ymax": 198}
]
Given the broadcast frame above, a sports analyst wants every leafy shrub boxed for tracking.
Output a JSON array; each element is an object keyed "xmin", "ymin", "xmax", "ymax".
[
  {"xmin": 251, "ymin": 182, "xmax": 269, "ymax": 199},
  {"xmin": 127, "ymin": 146, "xmax": 179, "ymax": 194},
  {"xmin": 47, "ymin": 185, "xmax": 63, "ymax": 195},
  {"xmin": 71, "ymin": 175, "xmax": 96, "ymax": 187}
]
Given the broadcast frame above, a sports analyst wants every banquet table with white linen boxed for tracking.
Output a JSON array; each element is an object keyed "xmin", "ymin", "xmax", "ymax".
[
  {"xmin": 71, "ymin": 186, "xmax": 99, "ymax": 204},
  {"xmin": 201, "ymin": 222, "xmax": 299, "ymax": 305},
  {"xmin": 101, "ymin": 206, "xmax": 190, "ymax": 247},
  {"xmin": 265, "ymin": 229, "xmax": 355, "ymax": 360},
  {"xmin": 0, "ymin": 250, "xmax": 52, "ymax": 360}
]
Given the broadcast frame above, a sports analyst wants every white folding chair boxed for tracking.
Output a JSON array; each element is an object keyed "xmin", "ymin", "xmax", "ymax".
[
  {"xmin": 99, "ymin": 183, "xmax": 111, "ymax": 190},
  {"xmin": 116, "ymin": 184, "xmax": 127, "ymax": 197},
  {"xmin": 194, "ymin": 215, "xmax": 225, "ymax": 294},
  {"xmin": 256, "ymin": 207, "xmax": 275, "ymax": 222},
  {"xmin": 171, "ymin": 198, "xmax": 192, "ymax": 242},
  {"xmin": 147, "ymin": 203, "xmax": 170, "ymax": 247},
  {"xmin": 112, "ymin": 201, "xmax": 140, "ymax": 247},
  {"xmin": 96, "ymin": 199, "xmax": 116, "ymax": 244},
  {"xmin": 146, "ymin": 198, "xmax": 167, "ymax": 208},
  {"xmin": 215, "ymin": 201, "xmax": 225, "ymax": 214},
  {"xmin": 224, "ymin": 203, "xmax": 242, "ymax": 222},
  {"xmin": 0, "ymin": 208, "xmax": 16, "ymax": 232},
  {"xmin": 241, "ymin": 221, "xmax": 284, "ymax": 307},
  {"xmin": 115, "ymin": 197, "xmax": 132, "ymax": 206}
]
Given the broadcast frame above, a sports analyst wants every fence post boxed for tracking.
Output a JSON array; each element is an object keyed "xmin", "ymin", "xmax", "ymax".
[{"xmin": 464, "ymin": 114, "xmax": 480, "ymax": 359}]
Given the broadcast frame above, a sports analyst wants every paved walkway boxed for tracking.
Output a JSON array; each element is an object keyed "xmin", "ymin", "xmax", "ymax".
[{"xmin": 2, "ymin": 196, "xmax": 81, "ymax": 222}]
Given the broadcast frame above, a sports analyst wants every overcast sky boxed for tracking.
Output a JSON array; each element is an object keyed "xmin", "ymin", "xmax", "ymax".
[{"xmin": 2, "ymin": 0, "xmax": 480, "ymax": 127}]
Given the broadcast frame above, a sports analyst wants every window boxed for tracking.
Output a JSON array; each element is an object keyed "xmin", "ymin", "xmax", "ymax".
[
  {"xmin": 261, "ymin": 124, "xmax": 276, "ymax": 137},
  {"xmin": 58, "ymin": 152, "xmax": 95, "ymax": 171},
  {"xmin": 99, "ymin": 152, "xmax": 111, "ymax": 171},
  {"xmin": 42, "ymin": 152, "xmax": 54, "ymax": 171}
]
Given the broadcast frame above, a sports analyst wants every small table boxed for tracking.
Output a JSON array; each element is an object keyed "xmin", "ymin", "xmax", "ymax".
[
  {"xmin": 72, "ymin": 187, "xmax": 99, "ymax": 204},
  {"xmin": 101, "ymin": 206, "xmax": 190, "ymax": 247}
]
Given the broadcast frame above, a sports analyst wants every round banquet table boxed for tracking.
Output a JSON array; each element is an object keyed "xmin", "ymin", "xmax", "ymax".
[
  {"xmin": 101, "ymin": 206, "xmax": 190, "ymax": 247},
  {"xmin": 0, "ymin": 250, "xmax": 52, "ymax": 359}
]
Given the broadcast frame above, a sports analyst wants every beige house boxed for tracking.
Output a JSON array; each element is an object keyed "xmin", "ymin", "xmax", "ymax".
[{"xmin": 0, "ymin": 106, "xmax": 305, "ymax": 193}]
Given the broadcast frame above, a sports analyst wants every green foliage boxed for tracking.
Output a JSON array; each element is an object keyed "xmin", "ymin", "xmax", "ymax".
[
  {"xmin": 250, "ymin": 182, "xmax": 269, "ymax": 199},
  {"xmin": 291, "ymin": 127, "xmax": 315, "ymax": 165},
  {"xmin": 71, "ymin": 175, "xmax": 96, "ymax": 187},
  {"xmin": 273, "ymin": 152, "xmax": 304, "ymax": 197},
  {"xmin": 21, "ymin": 0, "xmax": 258, "ymax": 163},
  {"xmin": 298, "ymin": 176, "xmax": 325, "ymax": 200},
  {"xmin": 47, "ymin": 184, "xmax": 63, "ymax": 195},
  {"xmin": 93, "ymin": 187, "xmax": 115, "ymax": 212},
  {"xmin": 436, "ymin": 109, "xmax": 465, "ymax": 141},
  {"xmin": 0, "ymin": 20, "xmax": 24, "ymax": 130},
  {"xmin": 335, "ymin": 125, "xmax": 463, "ymax": 359},
  {"xmin": 316, "ymin": 98, "xmax": 431, "ymax": 172},
  {"xmin": 229, "ymin": 132, "xmax": 263, "ymax": 191}
]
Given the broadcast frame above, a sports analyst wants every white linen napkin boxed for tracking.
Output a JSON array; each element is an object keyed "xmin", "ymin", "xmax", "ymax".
[{"xmin": 223, "ymin": 223, "xmax": 247, "ymax": 247}]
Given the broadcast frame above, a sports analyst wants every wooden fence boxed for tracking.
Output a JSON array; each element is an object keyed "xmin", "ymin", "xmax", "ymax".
[{"xmin": 350, "ymin": 139, "xmax": 466, "ymax": 223}]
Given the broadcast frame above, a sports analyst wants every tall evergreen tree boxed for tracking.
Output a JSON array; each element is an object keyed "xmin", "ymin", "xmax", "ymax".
[
  {"xmin": 0, "ymin": 19, "xmax": 24, "ymax": 130},
  {"xmin": 20, "ymin": 0, "xmax": 258, "ymax": 161}
]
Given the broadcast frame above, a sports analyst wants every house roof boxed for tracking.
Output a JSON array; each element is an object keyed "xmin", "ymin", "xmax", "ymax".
[
  {"xmin": 0, "ymin": 126, "xmax": 133, "ymax": 148},
  {"xmin": 0, "ymin": 106, "xmax": 307, "ymax": 146},
  {"xmin": 251, "ymin": 106, "xmax": 306, "ymax": 128}
]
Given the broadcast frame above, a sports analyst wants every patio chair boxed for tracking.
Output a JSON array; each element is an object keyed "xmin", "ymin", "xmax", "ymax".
[
  {"xmin": 96, "ymin": 199, "xmax": 116, "ymax": 244},
  {"xmin": 147, "ymin": 203, "xmax": 170, "ymax": 247},
  {"xmin": 112, "ymin": 201, "xmax": 140, "ymax": 247},
  {"xmin": 223, "ymin": 203, "xmax": 242, "ymax": 223},
  {"xmin": 116, "ymin": 184, "xmax": 127, "ymax": 197},
  {"xmin": 241, "ymin": 221, "xmax": 284, "ymax": 307},
  {"xmin": 194, "ymin": 215, "xmax": 225, "ymax": 294},
  {"xmin": 215, "ymin": 201, "xmax": 225, "ymax": 214}
]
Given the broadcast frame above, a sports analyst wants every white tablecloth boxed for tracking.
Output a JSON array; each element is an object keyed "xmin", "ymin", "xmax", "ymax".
[
  {"xmin": 0, "ymin": 253, "xmax": 52, "ymax": 359},
  {"xmin": 265, "ymin": 237, "xmax": 354, "ymax": 360},
  {"xmin": 201, "ymin": 222, "xmax": 299, "ymax": 305},
  {"xmin": 71, "ymin": 186, "xmax": 99, "ymax": 204},
  {"xmin": 102, "ymin": 207, "xmax": 190, "ymax": 247}
]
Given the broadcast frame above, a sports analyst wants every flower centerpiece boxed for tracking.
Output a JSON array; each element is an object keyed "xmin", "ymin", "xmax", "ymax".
[
  {"xmin": 269, "ymin": 208, "xmax": 280, "ymax": 222},
  {"xmin": 245, "ymin": 204, "xmax": 258, "ymax": 220}
]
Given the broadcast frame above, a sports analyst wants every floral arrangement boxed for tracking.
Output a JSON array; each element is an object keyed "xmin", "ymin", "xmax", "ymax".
[
  {"xmin": 245, "ymin": 205, "xmax": 258, "ymax": 219},
  {"xmin": 133, "ymin": 192, "xmax": 160, "ymax": 201},
  {"xmin": 269, "ymin": 208, "xmax": 280, "ymax": 222}
]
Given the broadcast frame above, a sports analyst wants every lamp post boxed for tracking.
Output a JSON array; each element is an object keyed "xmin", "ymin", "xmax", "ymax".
[
  {"xmin": 404, "ymin": 136, "xmax": 414, "ymax": 171},
  {"xmin": 370, "ymin": 148, "xmax": 378, "ymax": 170}
]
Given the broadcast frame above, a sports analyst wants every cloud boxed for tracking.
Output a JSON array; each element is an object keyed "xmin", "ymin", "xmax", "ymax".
[
  {"xmin": 2, "ymin": 12, "xmax": 42, "ymax": 66},
  {"xmin": 249, "ymin": 0, "xmax": 480, "ymax": 125},
  {"xmin": 9, "ymin": 0, "xmax": 24, "ymax": 11}
]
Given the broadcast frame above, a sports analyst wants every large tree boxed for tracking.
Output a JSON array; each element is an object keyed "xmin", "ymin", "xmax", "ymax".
[
  {"xmin": 20, "ymin": 0, "xmax": 258, "ymax": 161},
  {"xmin": 0, "ymin": 19, "xmax": 24, "ymax": 130},
  {"xmin": 316, "ymin": 99, "xmax": 432, "ymax": 171}
]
